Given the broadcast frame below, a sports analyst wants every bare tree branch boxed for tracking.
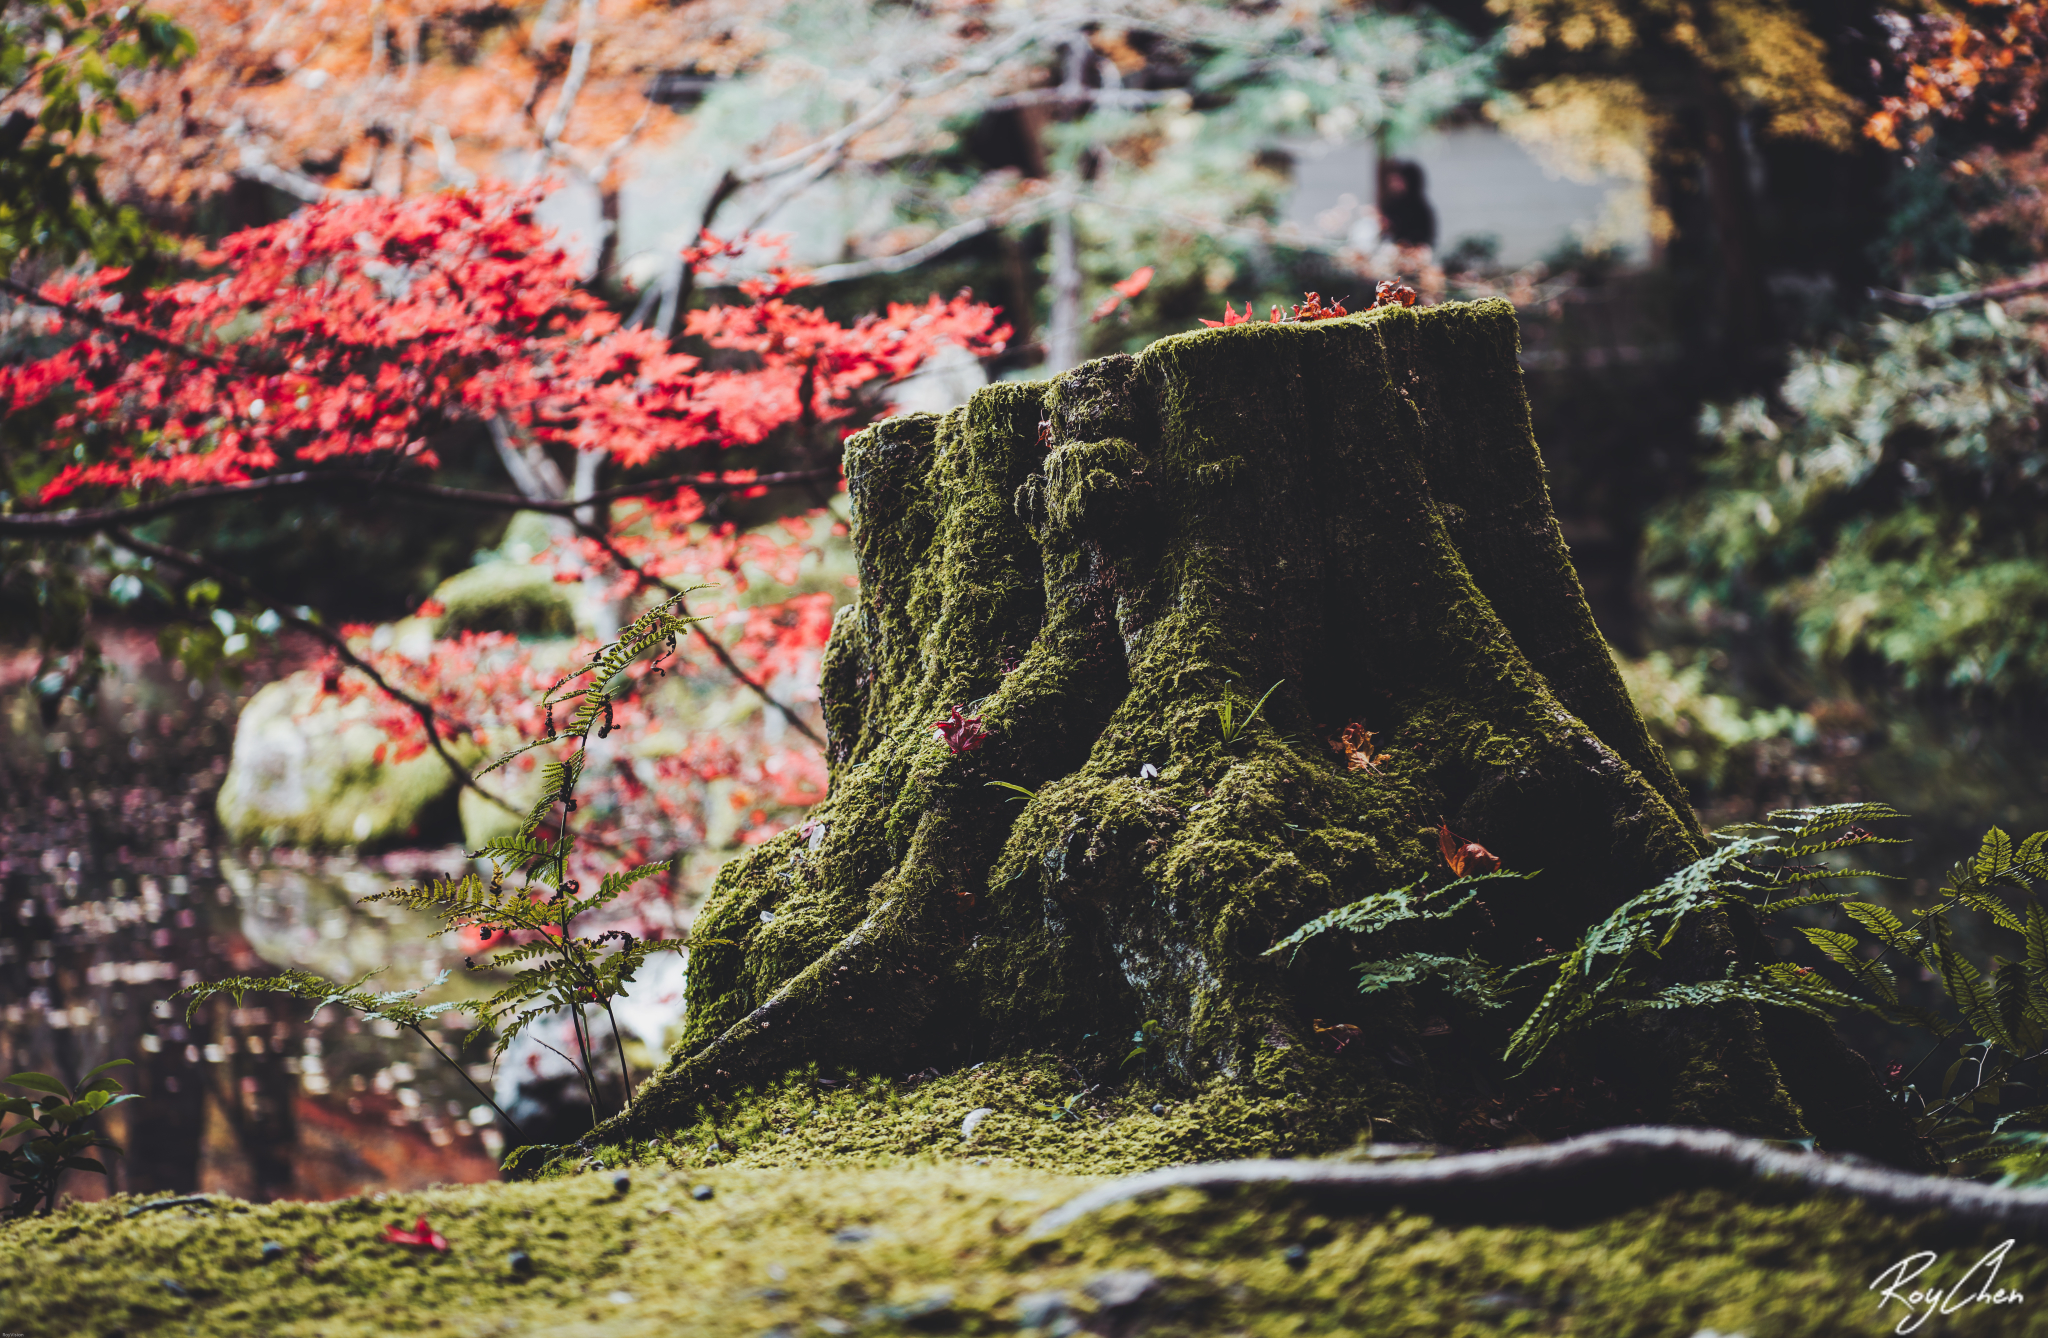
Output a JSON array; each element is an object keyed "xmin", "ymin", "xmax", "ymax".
[
  {"xmin": 1871, "ymin": 271, "xmax": 2048, "ymax": 311},
  {"xmin": 235, "ymin": 154, "xmax": 363, "ymax": 203},
  {"xmin": 538, "ymin": 0, "xmax": 600, "ymax": 150},
  {"xmin": 802, "ymin": 198, "xmax": 1056, "ymax": 285}
]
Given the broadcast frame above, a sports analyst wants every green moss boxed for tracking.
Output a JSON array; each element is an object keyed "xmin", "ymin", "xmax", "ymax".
[
  {"xmin": 6, "ymin": 1161, "xmax": 2035, "ymax": 1336},
  {"xmin": 589, "ymin": 1055, "xmax": 1388, "ymax": 1179},
  {"xmin": 608, "ymin": 299, "xmax": 1908, "ymax": 1165},
  {"xmin": 430, "ymin": 562, "xmax": 577, "ymax": 638}
]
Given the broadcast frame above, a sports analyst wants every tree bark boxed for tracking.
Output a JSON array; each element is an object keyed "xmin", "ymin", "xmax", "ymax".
[{"xmin": 601, "ymin": 299, "xmax": 1923, "ymax": 1166}]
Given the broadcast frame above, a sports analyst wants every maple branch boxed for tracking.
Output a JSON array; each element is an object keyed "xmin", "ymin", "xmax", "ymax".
[
  {"xmin": 733, "ymin": 139, "xmax": 855, "ymax": 240},
  {"xmin": 0, "ymin": 276, "xmax": 242, "ymax": 371},
  {"xmin": 106, "ymin": 528, "xmax": 527, "ymax": 823},
  {"xmin": 1871, "ymin": 270, "xmax": 2048, "ymax": 311},
  {"xmin": 572, "ymin": 521, "xmax": 827, "ymax": 749},
  {"xmin": 670, "ymin": 172, "xmax": 745, "ymax": 332},
  {"xmin": 0, "ymin": 467, "xmax": 841, "ymax": 538}
]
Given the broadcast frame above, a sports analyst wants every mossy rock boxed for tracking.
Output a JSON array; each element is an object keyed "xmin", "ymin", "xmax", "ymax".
[
  {"xmin": 5, "ymin": 1153, "xmax": 2040, "ymax": 1335},
  {"xmin": 604, "ymin": 298, "xmax": 1923, "ymax": 1169},
  {"xmin": 216, "ymin": 669, "xmax": 474, "ymax": 850},
  {"xmin": 431, "ymin": 561, "xmax": 577, "ymax": 638}
]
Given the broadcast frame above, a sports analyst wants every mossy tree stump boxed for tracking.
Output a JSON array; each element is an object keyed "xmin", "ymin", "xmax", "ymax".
[{"xmin": 606, "ymin": 300, "xmax": 1922, "ymax": 1166}]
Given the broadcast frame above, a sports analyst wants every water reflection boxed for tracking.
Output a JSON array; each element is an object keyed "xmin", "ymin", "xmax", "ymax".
[{"xmin": 0, "ymin": 634, "xmax": 504, "ymax": 1207}]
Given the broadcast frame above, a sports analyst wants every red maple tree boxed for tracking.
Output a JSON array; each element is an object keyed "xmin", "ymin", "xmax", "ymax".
[{"xmin": 2, "ymin": 183, "xmax": 1008, "ymax": 921}]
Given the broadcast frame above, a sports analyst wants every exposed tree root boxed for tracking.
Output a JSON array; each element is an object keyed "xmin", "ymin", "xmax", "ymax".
[{"xmin": 1029, "ymin": 1126, "xmax": 2048, "ymax": 1236}]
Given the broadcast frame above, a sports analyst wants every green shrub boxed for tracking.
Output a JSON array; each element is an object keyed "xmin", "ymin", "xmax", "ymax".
[{"xmin": 1648, "ymin": 290, "xmax": 2048, "ymax": 695}]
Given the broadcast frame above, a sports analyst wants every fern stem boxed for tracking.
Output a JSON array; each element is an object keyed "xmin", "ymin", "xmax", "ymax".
[
  {"xmin": 406, "ymin": 1023, "xmax": 526, "ymax": 1142},
  {"xmin": 601, "ymin": 997, "xmax": 635, "ymax": 1109}
]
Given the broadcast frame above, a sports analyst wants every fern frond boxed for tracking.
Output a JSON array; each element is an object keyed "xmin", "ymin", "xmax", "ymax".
[
  {"xmin": 1352, "ymin": 953, "xmax": 1510, "ymax": 1007},
  {"xmin": 1960, "ymin": 890, "xmax": 2028, "ymax": 934},
  {"xmin": 595, "ymin": 861, "xmax": 674, "ymax": 907},
  {"xmin": 1623, "ymin": 963, "xmax": 1862, "ymax": 1021},
  {"xmin": 1264, "ymin": 870, "xmax": 1532, "ymax": 964}
]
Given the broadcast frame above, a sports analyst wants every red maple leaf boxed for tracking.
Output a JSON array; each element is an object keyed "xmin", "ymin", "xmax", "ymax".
[
  {"xmin": 932, "ymin": 705, "xmax": 987, "ymax": 755},
  {"xmin": 1199, "ymin": 300, "xmax": 1257, "ymax": 328},
  {"xmin": 1091, "ymin": 265, "xmax": 1156, "ymax": 322},
  {"xmin": 1372, "ymin": 280, "xmax": 1419, "ymax": 309},
  {"xmin": 1286, "ymin": 292, "xmax": 1350, "ymax": 322},
  {"xmin": 1438, "ymin": 822, "xmax": 1501, "ymax": 877},
  {"xmin": 382, "ymin": 1216, "xmax": 450, "ymax": 1251}
]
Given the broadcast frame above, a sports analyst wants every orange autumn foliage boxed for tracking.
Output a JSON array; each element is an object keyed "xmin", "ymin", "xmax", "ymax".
[
  {"xmin": 81, "ymin": 0, "xmax": 768, "ymax": 211},
  {"xmin": 1867, "ymin": 0, "xmax": 2048, "ymax": 148}
]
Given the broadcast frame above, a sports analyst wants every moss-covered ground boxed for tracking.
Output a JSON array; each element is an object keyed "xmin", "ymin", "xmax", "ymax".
[{"xmin": 9, "ymin": 1153, "xmax": 2047, "ymax": 1336}]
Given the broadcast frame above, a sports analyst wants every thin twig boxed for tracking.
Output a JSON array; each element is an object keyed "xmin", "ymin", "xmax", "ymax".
[
  {"xmin": 1027, "ymin": 1126, "xmax": 2048, "ymax": 1236},
  {"xmin": 0, "ymin": 276, "xmax": 243, "ymax": 371},
  {"xmin": 572, "ymin": 520, "xmax": 826, "ymax": 747},
  {"xmin": 1872, "ymin": 271, "xmax": 2048, "ymax": 311},
  {"xmin": 0, "ymin": 466, "xmax": 839, "ymax": 538},
  {"xmin": 803, "ymin": 198, "xmax": 1057, "ymax": 286}
]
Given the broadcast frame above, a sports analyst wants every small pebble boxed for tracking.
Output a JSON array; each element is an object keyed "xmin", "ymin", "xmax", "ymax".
[
  {"xmin": 1283, "ymin": 1244, "xmax": 1310, "ymax": 1271},
  {"xmin": 691, "ymin": 1183, "xmax": 715, "ymax": 1201},
  {"xmin": 1082, "ymin": 1269, "xmax": 1156, "ymax": 1310},
  {"xmin": 608, "ymin": 1289, "xmax": 636, "ymax": 1305},
  {"xmin": 612, "ymin": 1172, "xmax": 631, "ymax": 1195},
  {"xmin": 1151, "ymin": 1103, "xmax": 1166, "ymax": 1116},
  {"xmin": 159, "ymin": 1278, "xmax": 189, "ymax": 1298},
  {"xmin": 1015, "ymin": 1290, "xmax": 1070, "ymax": 1327},
  {"xmin": 259, "ymin": 1241, "xmax": 285, "ymax": 1263},
  {"xmin": 508, "ymin": 1248, "xmax": 534, "ymax": 1276},
  {"xmin": 832, "ymin": 1226, "xmax": 877, "ymax": 1244}
]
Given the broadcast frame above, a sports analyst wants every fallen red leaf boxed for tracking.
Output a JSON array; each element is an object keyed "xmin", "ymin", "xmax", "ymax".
[
  {"xmin": 1372, "ymin": 280, "xmax": 1419, "ymax": 309},
  {"xmin": 1199, "ymin": 299, "xmax": 1257, "ymax": 328},
  {"xmin": 1438, "ymin": 822, "xmax": 1501, "ymax": 877},
  {"xmin": 931, "ymin": 705, "xmax": 988, "ymax": 755},
  {"xmin": 382, "ymin": 1216, "xmax": 450, "ymax": 1251}
]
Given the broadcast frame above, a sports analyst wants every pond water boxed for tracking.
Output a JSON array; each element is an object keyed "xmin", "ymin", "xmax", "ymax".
[
  {"xmin": 1, "ymin": 632, "xmax": 507, "ymax": 1203},
  {"xmin": 4, "ymin": 628, "xmax": 2047, "ymax": 1206}
]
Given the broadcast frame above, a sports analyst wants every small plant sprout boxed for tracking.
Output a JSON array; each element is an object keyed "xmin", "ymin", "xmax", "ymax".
[
  {"xmin": 1, "ymin": 1061, "xmax": 140, "ymax": 1218},
  {"xmin": 1123, "ymin": 1019, "xmax": 1171, "ymax": 1071},
  {"xmin": 986, "ymin": 780, "xmax": 1037, "ymax": 802},
  {"xmin": 181, "ymin": 596, "xmax": 703, "ymax": 1150},
  {"xmin": 1217, "ymin": 679, "xmax": 1282, "ymax": 746}
]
